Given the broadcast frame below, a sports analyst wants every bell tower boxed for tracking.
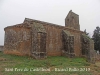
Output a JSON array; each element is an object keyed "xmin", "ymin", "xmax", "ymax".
[{"xmin": 65, "ymin": 10, "xmax": 80, "ymax": 30}]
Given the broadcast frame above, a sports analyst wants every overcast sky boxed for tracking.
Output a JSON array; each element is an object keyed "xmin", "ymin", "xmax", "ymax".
[{"xmin": 0, "ymin": 0, "xmax": 100, "ymax": 45}]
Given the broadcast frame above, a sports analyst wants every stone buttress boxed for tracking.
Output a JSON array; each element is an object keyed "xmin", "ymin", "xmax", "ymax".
[{"xmin": 31, "ymin": 22, "xmax": 47, "ymax": 59}]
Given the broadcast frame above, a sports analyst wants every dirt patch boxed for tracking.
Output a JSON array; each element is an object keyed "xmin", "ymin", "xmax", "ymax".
[
  {"xmin": 90, "ymin": 62, "xmax": 100, "ymax": 75},
  {"xmin": 95, "ymin": 62, "xmax": 100, "ymax": 67},
  {"xmin": 0, "ymin": 58, "xmax": 7, "ymax": 61}
]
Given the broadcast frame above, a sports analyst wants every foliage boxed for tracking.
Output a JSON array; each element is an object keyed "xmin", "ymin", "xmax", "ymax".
[{"xmin": 92, "ymin": 26, "xmax": 100, "ymax": 52}]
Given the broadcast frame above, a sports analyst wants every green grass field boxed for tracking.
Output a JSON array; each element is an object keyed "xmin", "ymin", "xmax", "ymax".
[{"xmin": 0, "ymin": 52, "xmax": 100, "ymax": 75}]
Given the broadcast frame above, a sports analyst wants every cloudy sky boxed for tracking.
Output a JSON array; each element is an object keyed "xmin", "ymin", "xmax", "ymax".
[{"xmin": 0, "ymin": 0, "xmax": 100, "ymax": 45}]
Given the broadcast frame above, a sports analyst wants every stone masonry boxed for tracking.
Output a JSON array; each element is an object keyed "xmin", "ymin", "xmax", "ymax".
[{"xmin": 4, "ymin": 10, "xmax": 94, "ymax": 60}]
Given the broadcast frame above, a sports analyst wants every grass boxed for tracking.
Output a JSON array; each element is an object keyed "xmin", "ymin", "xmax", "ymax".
[{"xmin": 0, "ymin": 52, "xmax": 99, "ymax": 75}]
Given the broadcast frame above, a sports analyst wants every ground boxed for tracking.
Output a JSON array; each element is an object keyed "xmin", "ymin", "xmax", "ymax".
[{"xmin": 0, "ymin": 52, "xmax": 100, "ymax": 75}]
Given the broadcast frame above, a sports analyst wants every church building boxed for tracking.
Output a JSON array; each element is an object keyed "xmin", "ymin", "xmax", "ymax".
[{"xmin": 4, "ymin": 10, "xmax": 94, "ymax": 59}]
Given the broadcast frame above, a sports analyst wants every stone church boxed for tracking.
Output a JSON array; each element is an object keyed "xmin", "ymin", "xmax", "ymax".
[{"xmin": 4, "ymin": 10, "xmax": 94, "ymax": 59}]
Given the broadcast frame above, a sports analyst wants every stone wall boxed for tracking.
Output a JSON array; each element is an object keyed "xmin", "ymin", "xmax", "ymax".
[
  {"xmin": 23, "ymin": 18, "xmax": 84, "ymax": 57},
  {"xmin": 31, "ymin": 22, "xmax": 47, "ymax": 59},
  {"xmin": 4, "ymin": 18, "xmax": 85, "ymax": 57},
  {"xmin": 81, "ymin": 34, "xmax": 96, "ymax": 63},
  {"xmin": 62, "ymin": 30, "xmax": 75, "ymax": 57},
  {"xmin": 43, "ymin": 23, "xmax": 82, "ymax": 56},
  {"xmin": 4, "ymin": 23, "xmax": 31, "ymax": 56}
]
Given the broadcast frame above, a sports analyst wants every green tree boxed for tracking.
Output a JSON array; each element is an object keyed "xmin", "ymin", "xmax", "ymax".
[{"xmin": 92, "ymin": 26, "xmax": 100, "ymax": 52}]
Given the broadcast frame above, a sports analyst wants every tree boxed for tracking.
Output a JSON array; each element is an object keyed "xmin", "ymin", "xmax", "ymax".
[{"xmin": 92, "ymin": 26, "xmax": 100, "ymax": 52}]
